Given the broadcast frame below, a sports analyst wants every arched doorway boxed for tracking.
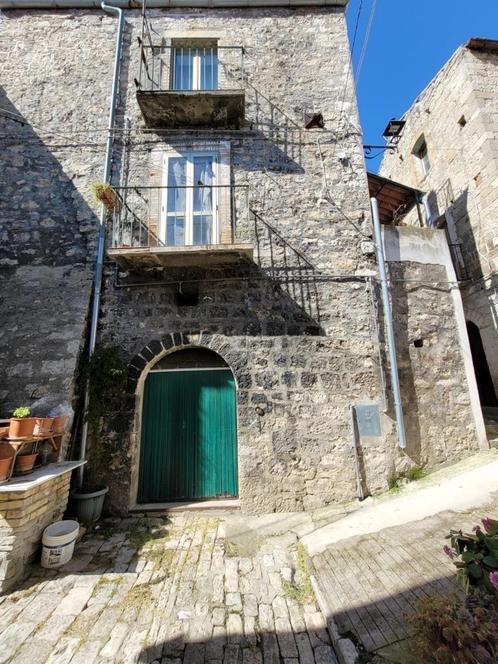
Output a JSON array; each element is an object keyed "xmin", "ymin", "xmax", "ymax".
[
  {"xmin": 466, "ymin": 322, "xmax": 498, "ymax": 407},
  {"xmin": 138, "ymin": 348, "xmax": 238, "ymax": 503}
]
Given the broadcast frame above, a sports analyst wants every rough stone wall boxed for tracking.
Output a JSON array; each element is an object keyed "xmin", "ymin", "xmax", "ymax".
[
  {"xmin": 0, "ymin": 9, "xmax": 482, "ymax": 515},
  {"xmin": 389, "ymin": 261, "xmax": 478, "ymax": 465},
  {"xmin": 0, "ymin": 12, "xmax": 120, "ymax": 414},
  {"xmin": 379, "ymin": 42, "xmax": 498, "ymax": 393}
]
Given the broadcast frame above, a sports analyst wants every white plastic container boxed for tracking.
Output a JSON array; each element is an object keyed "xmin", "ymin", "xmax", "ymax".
[{"xmin": 41, "ymin": 520, "xmax": 80, "ymax": 569}]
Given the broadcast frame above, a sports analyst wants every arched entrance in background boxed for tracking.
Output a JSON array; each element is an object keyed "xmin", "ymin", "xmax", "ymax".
[
  {"xmin": 466, "ymin": 321, "xmax": 498, "ymax": 407},
  {"xmin": 138, "ymin": 348, "xmax": 238, "ymax": 503}
]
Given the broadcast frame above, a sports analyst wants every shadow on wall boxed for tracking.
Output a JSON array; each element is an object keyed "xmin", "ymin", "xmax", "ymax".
[
  {"xmin": 113, "ymin": 261, "xmax": 324, "ymax": 338},
  {"xmin": 0, "ymin": 87, "xmax": 99, "ymax": 415},
  {"xmin": 0, "ymin": 14, "xmax": 134, "ymax": 417},
  {"xmin": 435, "ymin": 186, "xmax": 497, "ymax": 402}
]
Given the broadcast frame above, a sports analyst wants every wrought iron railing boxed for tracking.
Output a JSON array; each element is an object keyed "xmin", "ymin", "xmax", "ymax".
[
  {"xmin": 136, "ymin": 10, "xmax": 244, "ymax": 92},
  {"xmin": 448, "ymin": 242, "xmax": 469, "ymax": 281},
  {"xmin": 110, "ymin": 185, "xmax": 250, "ymax": 249},
  {"xmin": 136, "ymin": 45, "xmax": 245, "ymax": 93}
]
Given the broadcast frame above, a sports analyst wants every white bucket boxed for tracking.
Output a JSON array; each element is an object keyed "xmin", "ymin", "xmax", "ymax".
[{"xmin": 41, "ymin": 520, "xmax": 80, "ymax": 569}]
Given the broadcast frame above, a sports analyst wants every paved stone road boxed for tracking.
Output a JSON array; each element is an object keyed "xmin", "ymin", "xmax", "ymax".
[
  {"xmin": 311, "ymin": 506, "xmax": 498, "ymax": 662},
  {"xmin": 0, "ymin": 514, "xmax": 337, "ymax": 664}
]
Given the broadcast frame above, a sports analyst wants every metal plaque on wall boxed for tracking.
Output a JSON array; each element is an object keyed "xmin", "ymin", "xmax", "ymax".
[{"xmin": 353, "ymin": 404, "xmax": 381, "ymax": 437}]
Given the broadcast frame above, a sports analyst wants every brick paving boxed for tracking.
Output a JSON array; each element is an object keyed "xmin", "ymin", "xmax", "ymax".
[
  {"xmin": 311, "ymin": 507, "xmax": 498, "ymax": 656},
  {"xmin": 0, "ymin": 514, "xmax": 337, "ymax": 664}
]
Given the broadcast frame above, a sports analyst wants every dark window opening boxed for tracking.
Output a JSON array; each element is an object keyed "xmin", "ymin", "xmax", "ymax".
[
  {"xmin": 412, "ymin": 135, "xmax": 430, "ymax": 177},
  {"xmin": 175, "ymin": 284, "xmax": 199, "ymax": 307},
  {"xmin": 458, "ymin": 115, "xmax": 467, "ymax": 127},
  {"xmin": 413, "ymin": 339, "xmax": 424, "ymax": 348}
]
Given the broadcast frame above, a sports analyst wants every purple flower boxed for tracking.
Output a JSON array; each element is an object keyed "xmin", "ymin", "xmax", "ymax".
[
  {"xmin": 481, "ymin": 517, "xmax": 495, "ymax": 532},
  {"xmin": 490, "ymin": 571, "xmax": 498, "ymax": 589},
  {"xmin": 443, "ymin": 545, "xmax": 455, "ymax": 560}
]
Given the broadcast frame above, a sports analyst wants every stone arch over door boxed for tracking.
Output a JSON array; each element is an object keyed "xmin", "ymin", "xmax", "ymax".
[{"xmin": 128, "ymin": 332, "xmax": 244, "ymax": 507}]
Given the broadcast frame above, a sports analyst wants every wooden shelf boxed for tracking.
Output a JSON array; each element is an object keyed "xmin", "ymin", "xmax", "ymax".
[{"xmin": 0, "ymin": 432, "xmax": 67, "ymax": 484}]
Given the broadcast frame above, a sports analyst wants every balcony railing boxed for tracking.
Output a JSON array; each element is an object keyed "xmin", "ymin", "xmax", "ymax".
[
  {"xmin": 108, "ymin": 185, "xmax": 253, "ymax": 268},
  {"xmin": 448, "ymin": 242, "xmax": 469, "ymax": 282},
  {"xmin": 137, "ymin": 45, "xmax": 245, "ymax": 94},
  {"xmin": 135, "ymin": 9, "xmax": 245, "ymax": 128}
]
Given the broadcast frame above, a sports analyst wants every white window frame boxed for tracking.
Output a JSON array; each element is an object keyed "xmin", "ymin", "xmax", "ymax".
[
  {"xmin": 161, "ymin": 149, "xmax": 220, "ymax": 246},
  {"xmin": 170, "ymin": 46, "xmax": 218, "ymax": 91}
]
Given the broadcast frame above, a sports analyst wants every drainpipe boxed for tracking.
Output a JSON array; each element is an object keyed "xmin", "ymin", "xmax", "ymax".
[
  {"xmin": 370, "ymin": 197, "xmax": 407, "ymax": 450},
  {"xmin": 77, "ymin": 1, "xmax": 124, "ymax": 487}
]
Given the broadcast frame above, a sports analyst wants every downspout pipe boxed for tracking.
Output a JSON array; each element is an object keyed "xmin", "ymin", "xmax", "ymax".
[
  {"xmin": 370, "ymin": 197, "xmax": 407, "ymax": 450},
  {"xmin": 77, "ymin": 0, "xmax": 124, "ymax": 486}
]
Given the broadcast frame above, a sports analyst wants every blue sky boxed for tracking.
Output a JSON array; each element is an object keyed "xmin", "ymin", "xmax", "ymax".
[{"xmin": 346, "ymin": 0, "xmax": 498, "ymax": 172}]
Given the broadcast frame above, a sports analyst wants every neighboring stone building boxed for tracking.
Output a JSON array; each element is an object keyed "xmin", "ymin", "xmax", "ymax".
[
  {"xmin": 0, "ymin": 4, "xmax": 487, "ymax": 516},
  {"xmin": 379, "ymin": 37, "xmax": 498, "ymax": 414}
]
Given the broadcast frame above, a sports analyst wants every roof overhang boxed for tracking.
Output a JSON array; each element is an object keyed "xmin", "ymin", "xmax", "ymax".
[
  {"xmin": 0, "ymin": 0, "xmax": 348, "ymax": 8},
  {"xmin": 466, "ymin": 37, "xmax": 498, "ymax": 54},
  {"xmin": 368, "ymin": 172, "xmax": 423, "ymax": 226}
]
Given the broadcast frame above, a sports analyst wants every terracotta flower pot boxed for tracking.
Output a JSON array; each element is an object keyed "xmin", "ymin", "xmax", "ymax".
[
  {"xmin": 52, "ymin": 415, "xmax": 69, "ymax": 433},
  {"xmin": 14, "ymin": 453, "xmax": 38, "ymax": 474},
  {"xmin": 9, "ymin": 418, "xmax": 36, "ymax": 439},
  {"xmin": 0, "ymin": 445, "xmax": 14, "ymax": 481},
  {"xmin": 0, "ymin": 427, "xmax": 9, "ymax": 440},
  {"xmin": 33, "ymin": 417, "xmax": 54, "ymax": 436}
]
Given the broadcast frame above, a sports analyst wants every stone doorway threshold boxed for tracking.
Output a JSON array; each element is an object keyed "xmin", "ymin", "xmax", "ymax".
[{"xmin": 130, "ymin": 498, "xmax": 241, "ymax": 512}]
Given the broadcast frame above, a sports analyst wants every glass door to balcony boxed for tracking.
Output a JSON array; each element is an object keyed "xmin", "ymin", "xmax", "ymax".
[
  {"xmin": 162, "ymin": 152, "xmax": 217, "ymax": 247},
  {"xmin": 171, "ymin": 46, "xmax": 218, "ymax": 91}
]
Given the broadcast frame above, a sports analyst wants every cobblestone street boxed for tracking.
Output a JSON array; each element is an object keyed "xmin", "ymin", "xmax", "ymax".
[{"xmin": 0, "ymin": 514, "xmax": 336, "ymax": 664}]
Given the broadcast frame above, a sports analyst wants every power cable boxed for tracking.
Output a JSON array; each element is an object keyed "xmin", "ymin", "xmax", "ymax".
[
  {"xmin": 355, "ymin": 0, "xmax": 378, "ymax": 84},
  {"xmin": 339, "ymin": 0, "xmax": 363, "ymax": 121}
]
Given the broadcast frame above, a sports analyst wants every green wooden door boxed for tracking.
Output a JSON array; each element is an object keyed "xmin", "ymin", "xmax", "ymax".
[{"xmin": 138, "ymin": 369, "xmax": 238, "ymax": 502}]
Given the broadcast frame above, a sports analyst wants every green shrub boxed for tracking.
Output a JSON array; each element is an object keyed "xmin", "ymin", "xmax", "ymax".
[
  {"xmin": 387, "ymin": 465, "xmax": 426, "ymax": 490},
  {"xmin": 407, "ymin": 591, "xmax": 498, "ymax": 664},
  {"xmin": 444, "ymin": 517, "xmax": 498, "ymax": 593},
  {"xmin": 12, "ymin": 406, "xmax": 31, "ymax": 418}
]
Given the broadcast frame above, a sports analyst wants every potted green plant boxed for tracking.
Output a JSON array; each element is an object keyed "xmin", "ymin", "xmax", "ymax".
[
  {"xmin": 9, "ymin": 407, "xmax": 36, "ymax": 439},
  {"xmin": 91, "ymin": 182, "xmax": 122, "ymax": 213}
]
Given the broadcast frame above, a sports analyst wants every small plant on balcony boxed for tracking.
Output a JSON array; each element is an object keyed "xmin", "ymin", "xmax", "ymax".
[
  {"xmin": 91, "ymin": 182, "xmax": 122, "ymax": 213},
  {"xmin": 12, "ymin": 407, "xmax": 31, "ymax": 419},
  {"xmin": 9, "ymin": 406, "xmax": 36, "ymax": 439}
]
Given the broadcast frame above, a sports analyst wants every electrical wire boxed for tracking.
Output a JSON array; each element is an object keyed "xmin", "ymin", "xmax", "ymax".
[
  {"xmin": 355, "ymin": 0, "xmax": 377, "ymax": 84},
  {"xmin": 112, "ymin": 267, "xmax": 466, "ymax": 289},
  {"xmin": 339, "ymin": 0, "xmax": 363, "ymax": 121}
]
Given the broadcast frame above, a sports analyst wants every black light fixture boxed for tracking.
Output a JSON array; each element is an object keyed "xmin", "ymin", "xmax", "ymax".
[
  {"xmin": 383, "ymin": 118, "xmax": 406, "ymax": 142},
  {"xmin": 363, "ymin": 118, "xmax": 406, "ymax": 159}
]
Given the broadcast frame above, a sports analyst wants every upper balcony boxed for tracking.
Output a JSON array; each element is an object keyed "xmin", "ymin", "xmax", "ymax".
[
  {"xmin": 107, "ymin": 185, "xmax": 254, "ymax": 270},
  {"xmin": 136, "ymin": 16, "xmax": 245, "ymax": 129}
]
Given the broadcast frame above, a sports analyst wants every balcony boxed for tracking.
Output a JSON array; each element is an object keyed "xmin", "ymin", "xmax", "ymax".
[
  {"xmin": 107, "ymin": 185, "xmax": 253, "ymax": 270},
  {"xmin": 136, "ymin": 19, "xmax": 245, "ymax": 129}
]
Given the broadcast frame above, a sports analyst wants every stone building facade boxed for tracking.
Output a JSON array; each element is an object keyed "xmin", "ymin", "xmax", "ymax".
[
  {"xmin": 379, "ymin": 38, "xmax": 498, "ymax": 410},
  {"xmin": 0, "ymin": 5, "xmax": 486, "ymax": 515}
]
